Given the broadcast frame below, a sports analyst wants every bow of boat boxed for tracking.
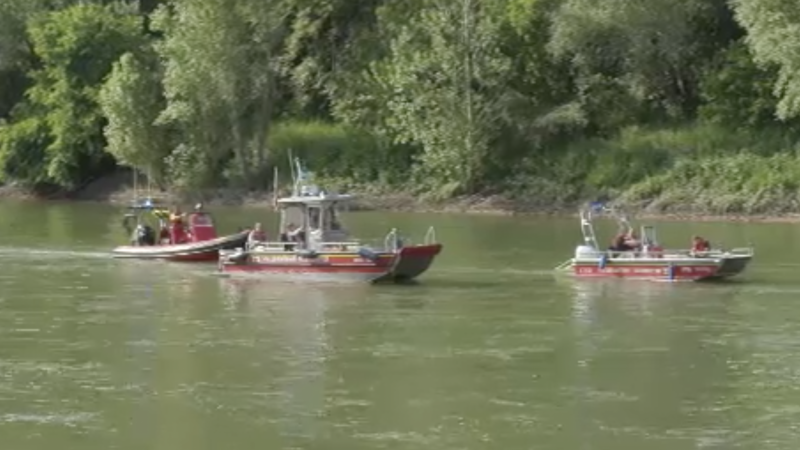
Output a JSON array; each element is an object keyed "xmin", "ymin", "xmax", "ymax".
[
  {"xmin": 371, "ymin": 243, "xmax": 443, "ymax": 284},
  {"xmin": 699, "ymin": 248, "xmax": 754, "ymax": 281}
]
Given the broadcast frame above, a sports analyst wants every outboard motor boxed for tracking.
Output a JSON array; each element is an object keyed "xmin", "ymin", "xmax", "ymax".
[{"xmin": 134, "ymin": 224, "xmax": 156, "ymax": 246}]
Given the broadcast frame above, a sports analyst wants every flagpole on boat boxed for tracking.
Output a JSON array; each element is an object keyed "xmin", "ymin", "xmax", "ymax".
[
  {"xmin": 288, "ymin": 148, "xmax": 297, "ymax": 195},
  {"xmin": 273, "ymin": 164, "xmax": 280, "ymax": 235},
  {"xmin": 272, "ymin": 165, "xmax": 279, "ymax": 210},
  {"xmin": 132, "ymin": 168, "xmax": 138, "ymax": 205}
]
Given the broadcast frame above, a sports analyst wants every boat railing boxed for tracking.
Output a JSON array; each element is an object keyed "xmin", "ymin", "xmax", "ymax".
[
  {"xmin": 222, "ymin": 240, "xmax": 367, "ymax": 255},
  {"xmin": 424, "ymin": 226, "xmax": 437, "ymax": 245},
  {"xmin": 726, "ymin": 246, "xmax": 755, "ymax": 256},
  {"xmin": 384, "ymin": 228, "xmax": 399, "ymax": 252},
  {"xmin": 573, "ymin": 247, "xmax": 755, "ymax": 260},
  {"xmin": 370, "ymin": 226, "xmax": 439, "ymax": 250},
  {"xmin": 554, "ymin": 259, "xmax": 573, "ymax": 271}
]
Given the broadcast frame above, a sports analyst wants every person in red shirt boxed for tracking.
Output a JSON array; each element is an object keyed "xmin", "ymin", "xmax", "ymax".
[{"xmin": 691, "ymin": 235, "xmax": 711, "ymax": 255}]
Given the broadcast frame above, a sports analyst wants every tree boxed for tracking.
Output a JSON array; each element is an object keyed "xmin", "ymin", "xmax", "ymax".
[
  {"xmin": 368, "ymin": 0, "xmax": 513, "ymax": 196},
  {"xmin": 549, "ymin": 0, "xmax": 738, "ymax": 124},
  {"xmin": 732, "ymin": 0, "xmax": 800, "ymax": 120},
  {"xmin": 0, "ymin": 2, "xmax": 145, "ymax": 189},
  {"xmin": 698, "ymin": 40, "xmax": 780, "ymax": 129},
  {"xmin": 279, "ymin": 0, "xmax": 386, "ymax": 118},
  {"xmin": 151, "ymin": 0, "xmax": 289, "ymax": 189},
  {"xmin": 99, "ymin": 50, "xmax": 170, "ymax": 186}
]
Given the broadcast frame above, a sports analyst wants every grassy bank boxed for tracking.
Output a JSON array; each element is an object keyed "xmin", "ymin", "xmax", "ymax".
[{"xmin": 501, "ymin": 124, "xmax": 800, "ymax": 216}]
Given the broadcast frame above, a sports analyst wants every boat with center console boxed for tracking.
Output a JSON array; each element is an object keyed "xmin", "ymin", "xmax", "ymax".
[{"xmin": 554, "ymin": 202, "xmax": 754, "ymax": 281}]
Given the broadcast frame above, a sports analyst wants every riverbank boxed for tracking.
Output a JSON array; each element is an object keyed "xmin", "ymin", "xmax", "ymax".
[{"xmin": 3, "ymin": 171, "xmax": 800, "ymax": 223}]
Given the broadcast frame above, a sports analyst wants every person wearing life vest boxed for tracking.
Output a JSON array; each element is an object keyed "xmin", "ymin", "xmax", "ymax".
[
  {"xmin": 691, "ymin": 235, "xmax": 711, "ymax": 256},
  {"xmin": 168, "ymin": 206, "xmax": 187, "ymax": 244},
  {"xmin": 152, "ymin": 207, "xmax": 171, "ymax": 244},
  {"xmin": 609, "ymin": 233, "xmax": 632, "ymax": 252},
  {"xmin": 624, "ymin": 229, "xmax": 641, "ymax": 251},
  {"xmin": 247, "ymin": 222, "xmax": 267, "ymax": 249}
]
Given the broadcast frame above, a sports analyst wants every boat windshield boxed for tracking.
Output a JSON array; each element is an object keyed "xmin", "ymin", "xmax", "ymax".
[
  {"xmin": 308, "ymin": 206, "xmax": 321, "ymax": 230},
  {"xmin": 281, "ymin": 205, "xmax": 305, "ymax": 230},
  {"xmin": 325, "ymin": 203, "xmax": 342, "ymax": 230}
]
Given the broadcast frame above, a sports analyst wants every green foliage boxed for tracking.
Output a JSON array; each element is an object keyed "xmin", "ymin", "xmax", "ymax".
[
  {"xmin": 699, "ymin": 40, "xmax": 781, "ymax": 128},
  {"xmin": 0, "ymin": 117, "xmax": 51, "ymax": 187},
  {"xmin": 732, "ymin": 0, "xmax": 800, "ymax": 120},
  {"xmin": 151, "ymin": 0, "xmax": 288, "ymax": 189},
  {"xmin": 0, "ymin": 2, "xmax": 144, "ymax": 189},
  {"xmin": 99, "ymin": 50, "xmax": 170, "ymax": 185},
  {"xmin": 265, "ymin": 121, "xmax": 413, "ymax": 186},
  {"xmin": 2, "ymin": 0, "xmax": 800, "ymax": 215},
  {"xmin": 621, "ymin": 151, "xmax": 800, "ymax": 214},
  {"xmin": 549, "ymin": 0, "xmax": 734, "ymax": 123},
  {"xmin": 368, "ymin": 0, "xmax": 518, "ymax": 196},
  {"xmin": 506, "ymin": 124, "xmax": 800, "ymax": 213}
]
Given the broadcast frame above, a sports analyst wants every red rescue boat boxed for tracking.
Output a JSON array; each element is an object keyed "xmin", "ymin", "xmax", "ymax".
[
  {"xmin": 112, "ymin": 201, "xmax": 249, "ymax": 262},
  {"xmin": 554, "ymin": 203, "xmax": 754, "ymax": 282},
  {"xmin": 218, "ymin": 158, "xmax": 443, "ymax": 283}
]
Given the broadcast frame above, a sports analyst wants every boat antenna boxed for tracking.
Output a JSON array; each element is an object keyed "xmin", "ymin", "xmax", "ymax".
[
  {"xmin": 272, "ymin": 165, "xmax": 279, "ymax": 210},
  {"xmin": 287, "ymin": 148, "xmax": 297, "ymax": 196},
  {"xmin": 132, "ymin": 168, "xmax": 138, "ymax": 205},
  {"xmin": 145, "ymin": 166, "xmax": 153, "ymax": 206}
]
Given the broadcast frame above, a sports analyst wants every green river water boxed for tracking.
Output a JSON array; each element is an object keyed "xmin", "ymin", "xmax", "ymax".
[{"xmin": 1, "ymin": 200, "xmax": 800, "ymax": 449}]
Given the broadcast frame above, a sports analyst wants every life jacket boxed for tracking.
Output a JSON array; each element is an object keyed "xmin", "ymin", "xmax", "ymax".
[
  {"xmin": 692, "ymin": 239, "xmax": 710, "ymax": 252},
  {"xmin": 169, "ymin": 214, "xmax": 187, "ymax": 244},
  {"xmin": 610, "ymin": 234, "xmax": 630, "ymax": 251}
]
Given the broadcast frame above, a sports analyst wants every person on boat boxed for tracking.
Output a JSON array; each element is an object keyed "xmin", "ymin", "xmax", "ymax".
[
  {"xmin": 247, "ymin": 222, "xmax": 267, "ymax": 249},
  {"xmin": 152, "ymin": 208, "xmax": 171, "ymax": 244},
  {"xmin": 280, "ymin": 222, "xmax": 305, "ymax": 243},
  {"xmin": 690, "ymin": 235, "xmax": 711, "ymax": 256},
  {"xmin": 624, "ymin": 229, "xmax": 641, "ymax": 250},
  {"xmin": 640, "ymin": 236, "xmax": 663, "ymax": 258},
  {"xmin": 609, "ymin": 233, "xmax": 634, "ymax": 253},
  {"xmin": 169, "ymin": 206, "xmax": 188, "ymax": 244}
]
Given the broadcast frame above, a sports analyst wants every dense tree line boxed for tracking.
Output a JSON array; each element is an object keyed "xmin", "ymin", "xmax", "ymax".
[{"xmin": 0, "ymin": 0, "xmax": 798, "ymax": 211}]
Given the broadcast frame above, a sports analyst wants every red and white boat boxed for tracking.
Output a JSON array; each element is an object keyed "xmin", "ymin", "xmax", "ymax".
[
  {"xmin": 218, "ymin": 159, "xmax": 443, "ymax": 283},
  {"xmin": 112, "ymin": 201, "xmax": 249, "ymax": 262},
  {"xmin": 555, "ymin": 203, "xmax": 754, "ymax": 281}
]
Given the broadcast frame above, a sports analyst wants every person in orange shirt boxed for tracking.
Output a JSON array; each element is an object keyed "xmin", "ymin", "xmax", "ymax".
[{"xmin": 169, "ymin": 206, "xmax": 187, "ymax": 244}]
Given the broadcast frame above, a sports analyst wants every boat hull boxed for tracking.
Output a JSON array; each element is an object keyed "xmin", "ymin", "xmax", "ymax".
[
  {"xmin": 112, "ymin": 231, "xmax": 250, "ymax": 262},
  {"xmin": 220, "ymin": 244, "xmax": 443, "ymax": 283},
  {"xmin": 570, "ymin": 254, "xmax": 752, "ymax": 281}
]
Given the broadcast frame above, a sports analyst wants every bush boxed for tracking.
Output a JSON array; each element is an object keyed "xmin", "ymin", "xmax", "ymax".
[
  {"xmin": 507, "ymin": 123, "xmax": 800, "ymax": 214},
  {"xmin": 258, "ymin": 120, "xmax": 417, "ymax": 189}
]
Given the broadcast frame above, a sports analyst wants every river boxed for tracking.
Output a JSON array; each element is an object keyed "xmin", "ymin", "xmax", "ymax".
[{"xmin": 0, "ymin": 199, "xmax": 799, "ymax": 449}]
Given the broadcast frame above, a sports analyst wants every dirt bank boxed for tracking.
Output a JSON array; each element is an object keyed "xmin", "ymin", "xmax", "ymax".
[{"xmin": 3, "ymin": 172, "xmax": 800, "ymax": 223}]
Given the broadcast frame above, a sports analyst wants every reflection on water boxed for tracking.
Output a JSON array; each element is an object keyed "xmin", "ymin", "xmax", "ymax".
[{"xmin": 218, "ymin": 279, "xmax": 335, "ymax": 441}]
